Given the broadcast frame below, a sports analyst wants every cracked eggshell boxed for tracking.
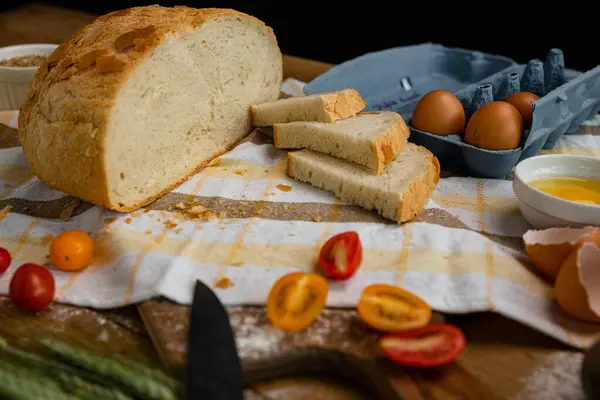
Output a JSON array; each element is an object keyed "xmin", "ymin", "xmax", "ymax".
[
  {"xmin": 555, "ymin": 242, "xmax": 600, "ymax": 323},
  {"xmin": 523, "ymin": 226, "xmax": 600, "ymax": 280}
]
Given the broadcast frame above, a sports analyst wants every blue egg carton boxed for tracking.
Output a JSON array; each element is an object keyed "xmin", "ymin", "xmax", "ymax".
[{"xmin": 304, "ymin": 43, "xmax": 600, "ymax": 179}]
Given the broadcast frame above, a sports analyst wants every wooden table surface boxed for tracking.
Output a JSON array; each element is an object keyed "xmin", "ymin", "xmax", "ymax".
[{"xmin": 0, "ymin": 3, "xmax": 589, "ymax": 400}]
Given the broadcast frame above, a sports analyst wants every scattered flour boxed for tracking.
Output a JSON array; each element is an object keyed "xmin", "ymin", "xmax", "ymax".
[
  {"xmin": 513, "ymin": 352, "xmax": 585, "ymax": 400},
  {"xmin": 97, "ymin": 329, "xmax": 110, "ymax": 342},
  {"xmin": 230, "ymin": 312, "xmax": 284, "ymax": 360}
]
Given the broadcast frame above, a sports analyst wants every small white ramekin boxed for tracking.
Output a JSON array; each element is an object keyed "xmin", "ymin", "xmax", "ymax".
[
  {"xmin": 513, "ymin": 154, "xmax": 600, "ymax": 229},
  {"xmin": 0, "ymin": 44, "xmax": 58, "ymax": 111}
]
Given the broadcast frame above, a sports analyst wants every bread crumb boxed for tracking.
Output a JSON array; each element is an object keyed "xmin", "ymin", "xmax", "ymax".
[
  {"xmin": 164, "ymin": 219, "xmax": 178, "ymax": 229},
  {"xmin": 104, "ymin": 217, "xmax": 116, "ymax": 224},
  {"xmin": 288, "ymin": 234, "xmax": 295, "ymax": 237},
  {"xmin": 264, "ymin": 169, "xmax": 269, "ymax": 173},
  {"xmin": 0, "ymin": 205, "xmax": 11, "ymax": 221},
  {"xmin": 125, "ymin": 218, "xmax": 132, "ymax": 224},
  {"xmin": 231, "ymin": 261, "xmax": 244, "ymax": 267},
  {"xmin": 175, "ymin": 202, "xmax": 187, "ymax": 210},
  {"xmin": 131, "ymin": 211, "xmax": 142, "ymax": 217},
  {"xmin": 276, "ymin": 184, "xmax": 292, "ymax": 192},
  {"xmin": 211, "ymin": 158, "xmax": 221, "ymax": 167},
  {"xmin": 214, "ymin": 277, "xmax": 233, "ymax": 289},
  {"xmin": 43, "ymin": 234, "xmax": 54, "ymax": 244},
  {"xmin": 175, "ymin": 228, "xmax": 183, "ymax": 233},
  {"xmin": 188, "ymin": 205, "xmax": 208, "ymax": 216},
  {"xmin": 206, "ymin": 212, "xmax": 217, "ymax": 220},
  {"xmin": 144, "ymin": 229, "xmax": 152, "ymax": 235},
  {"xmin": 161, "ymin": 210, "xmax": 168, "ymax": 217},
  {"xmin": 235, "ymin": 169, "xmax": 247, "ymax": 175},
  {"xmin": 314, "ymin": 216, "xmax": 322, "ymax": 222},
  {"xmin": 60, "ymin": 198, "xmax": 81, "ymax": 221},
  {"xmin": 143, "ymin": 209, "xmax": 150, "ymax": 214}
]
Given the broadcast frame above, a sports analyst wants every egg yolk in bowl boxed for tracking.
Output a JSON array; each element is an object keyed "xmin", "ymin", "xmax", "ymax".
[{"xmin": 530, "ymin": 177, "xmax": 600, "ymax": 206}]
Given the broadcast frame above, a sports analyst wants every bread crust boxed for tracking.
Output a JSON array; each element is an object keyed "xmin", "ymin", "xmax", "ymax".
[
  {"xmin": 320, "ymin": 88, "xmax": 367, "ymax": 123},
  {"xmin": 370, "ymin": 112, "xmax": 410, "ymax": 175},
  {"xmin": 286, "ymin": 145, "xmax": 440, "ymax": 224},
  {"xmin": 397, "ymin": 146, "xmax": 440, "ymax": 223},
  {"xmin": 18, "ymin": 5, "xmax": 280, "ymax": 212}
]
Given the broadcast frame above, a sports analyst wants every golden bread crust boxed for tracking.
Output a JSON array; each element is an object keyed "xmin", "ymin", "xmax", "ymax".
[
  {"xmin": 18, "ymin": 5, "xmax": 278, "ymax": 211},
  {"xmin": 371, "ymin": 112, "xmax": 410, "ymax": 175},
  {"xmin": 321, "ymin": 88, "xmax": 367, "ymax": 122},
  {"xmin": 397, "ymin": 146, "xmax": 440, "ymax": 223}
]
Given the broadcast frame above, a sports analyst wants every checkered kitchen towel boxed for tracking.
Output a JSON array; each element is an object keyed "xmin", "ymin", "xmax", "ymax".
[{"xmin": 1, "ymin": 78, "xmax": 599, "ymax": 349}]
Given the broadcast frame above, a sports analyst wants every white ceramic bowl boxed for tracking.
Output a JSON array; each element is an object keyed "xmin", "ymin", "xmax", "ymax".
[
  {"xmin": 0, "ymin": 44, "xmax": 58, "ymax": 111},
  {"xmin": 513, "ymin": 154, "xmax": 600, "ymax": 229}
]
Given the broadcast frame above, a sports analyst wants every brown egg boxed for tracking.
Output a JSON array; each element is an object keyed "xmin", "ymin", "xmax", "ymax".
[
  {"xmin": 411, "ymin": 90, "xmax": 466, "ymax": 136},
  {"xmin": 464, "ymin": 101, "xmax": 523, "ymax": 150},
  {"xmin": 504, "ymin": 92, "xmax": 540, "ymax": 129}
]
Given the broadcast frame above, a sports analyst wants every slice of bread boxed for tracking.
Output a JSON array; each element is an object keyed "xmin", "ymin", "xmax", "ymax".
[
  {"xmin": 273, "ymin": 111, "xmax": 409, "ymax": 175},
  {"xmin": 250, "ymin": 88, "xmax": 366, "ymax": 126},
  {"xmin": 287, "ymin": 143, "xmax": 440, "ymax": 223},
  {"xmin": 18, "ymin": 6, "xmax": 282, "ymax": 212}
]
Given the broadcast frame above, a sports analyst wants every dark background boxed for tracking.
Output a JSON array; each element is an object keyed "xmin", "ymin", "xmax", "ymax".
[{"xmin": 6, "ymin": 1, "xmax": 598, "ymax": 72}]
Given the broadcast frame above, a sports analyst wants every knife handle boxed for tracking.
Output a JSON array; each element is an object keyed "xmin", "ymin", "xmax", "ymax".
[{"xmin": 242, "ymin": 347, "xmax": 403, "ymax": 400}]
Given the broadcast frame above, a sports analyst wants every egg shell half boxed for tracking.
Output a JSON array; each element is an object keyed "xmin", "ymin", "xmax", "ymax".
[
  {"xmin": 555, "ymin": 242, "xmax": 600, "ymax": 323},
  {"xmin": 523, "ymin": 226, "xmax": 600, "ymax": 279}
]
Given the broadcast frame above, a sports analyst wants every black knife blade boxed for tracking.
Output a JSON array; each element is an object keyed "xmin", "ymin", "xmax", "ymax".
[{"xmin": 181, "ymin": 280, "xmax": 244, "ymax": 400}]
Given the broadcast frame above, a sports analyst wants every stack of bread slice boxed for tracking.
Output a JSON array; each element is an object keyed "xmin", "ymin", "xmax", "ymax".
[{"xmin": 250, "ymin": 89, "xmax": 440, "ymax": 223}]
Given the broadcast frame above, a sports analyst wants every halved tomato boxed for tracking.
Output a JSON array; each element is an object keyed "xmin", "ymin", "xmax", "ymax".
[
  {"xmin": 357, "ymin": 283, "xmax": 431, "ymax": 332},
  {"xmin": 380, "ymin": 324, "xmax": 466, "ymax": 367},
  {"xmin": 318, "ymin": 231, "xmax": 363, "ymax": 280},
  {"xmin": 267, "ymin": 272, "xmax": 328, "ymax": 332}
]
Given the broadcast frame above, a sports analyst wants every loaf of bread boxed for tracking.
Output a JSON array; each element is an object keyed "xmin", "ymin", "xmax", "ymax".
[
  {"xmin": 250, "ymin": 88, "xmax": 366, "ymax": 126},
  {"xmin": 273, "ymin": 111, "xmax": 409, "ymax": 175},
  {"xmin": 18, "ymin": 6, "xmax": 282, "ymax": 212},
  {"xmin": 287, "ymin": 143, "xmax": 440, "ymax": 223}
]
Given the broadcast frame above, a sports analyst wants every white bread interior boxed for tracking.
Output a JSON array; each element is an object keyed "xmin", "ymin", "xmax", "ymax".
[
  {"xmin": 287, "ymin": 143, "xmax": 440, "ymax": 223},
  {"xmin": 273, "ymin": 111, "xmax": 409, "ymax": 175},
  {"xmin": 250, "ymin": 88, "xmax": 366, "ymax": 126},
  {"xmin": 18, "ymin": 6, "xmax": 282, "ymax": 212}
]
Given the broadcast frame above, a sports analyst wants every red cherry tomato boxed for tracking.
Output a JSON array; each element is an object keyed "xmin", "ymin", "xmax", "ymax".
[
  {"xmin": 318, "ymin": 231, "xmax": 363, "ymax": 280},
  {"xmin": 0, "ymin": 247, "xmax": 11, "ymax": 274},
  {"xmin": 9, "ymin": 263, "xmax": 55, "ymax": 313},
  {"xmin": 379, "ymin": 324, "xmax": 466, "ymax": 368}
]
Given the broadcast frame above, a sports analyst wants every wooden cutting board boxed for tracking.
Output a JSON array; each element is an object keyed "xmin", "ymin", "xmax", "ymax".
[{"xmin": 137, "ymin": 299, "xmax": 505, "ymax": 400}]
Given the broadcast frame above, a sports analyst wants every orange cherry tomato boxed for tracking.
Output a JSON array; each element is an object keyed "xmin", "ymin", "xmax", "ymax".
[
  {"xmin": 267, "ymin": 272, "xmax": 328, "ymax": 332},
  {"xmin": 380, "ymin": 324, "xmax": 466, "ymax": 367},
  {"xmin": 318, "ymin": 231, "xmax": 363, "ymax": 280},
  {"xmin": 357, "ymin": 283, "xmax": 431, "ymax": 332},
  {"xmin": 49, "ymin": 230, "xmax": 94, "ymax": 272}
]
